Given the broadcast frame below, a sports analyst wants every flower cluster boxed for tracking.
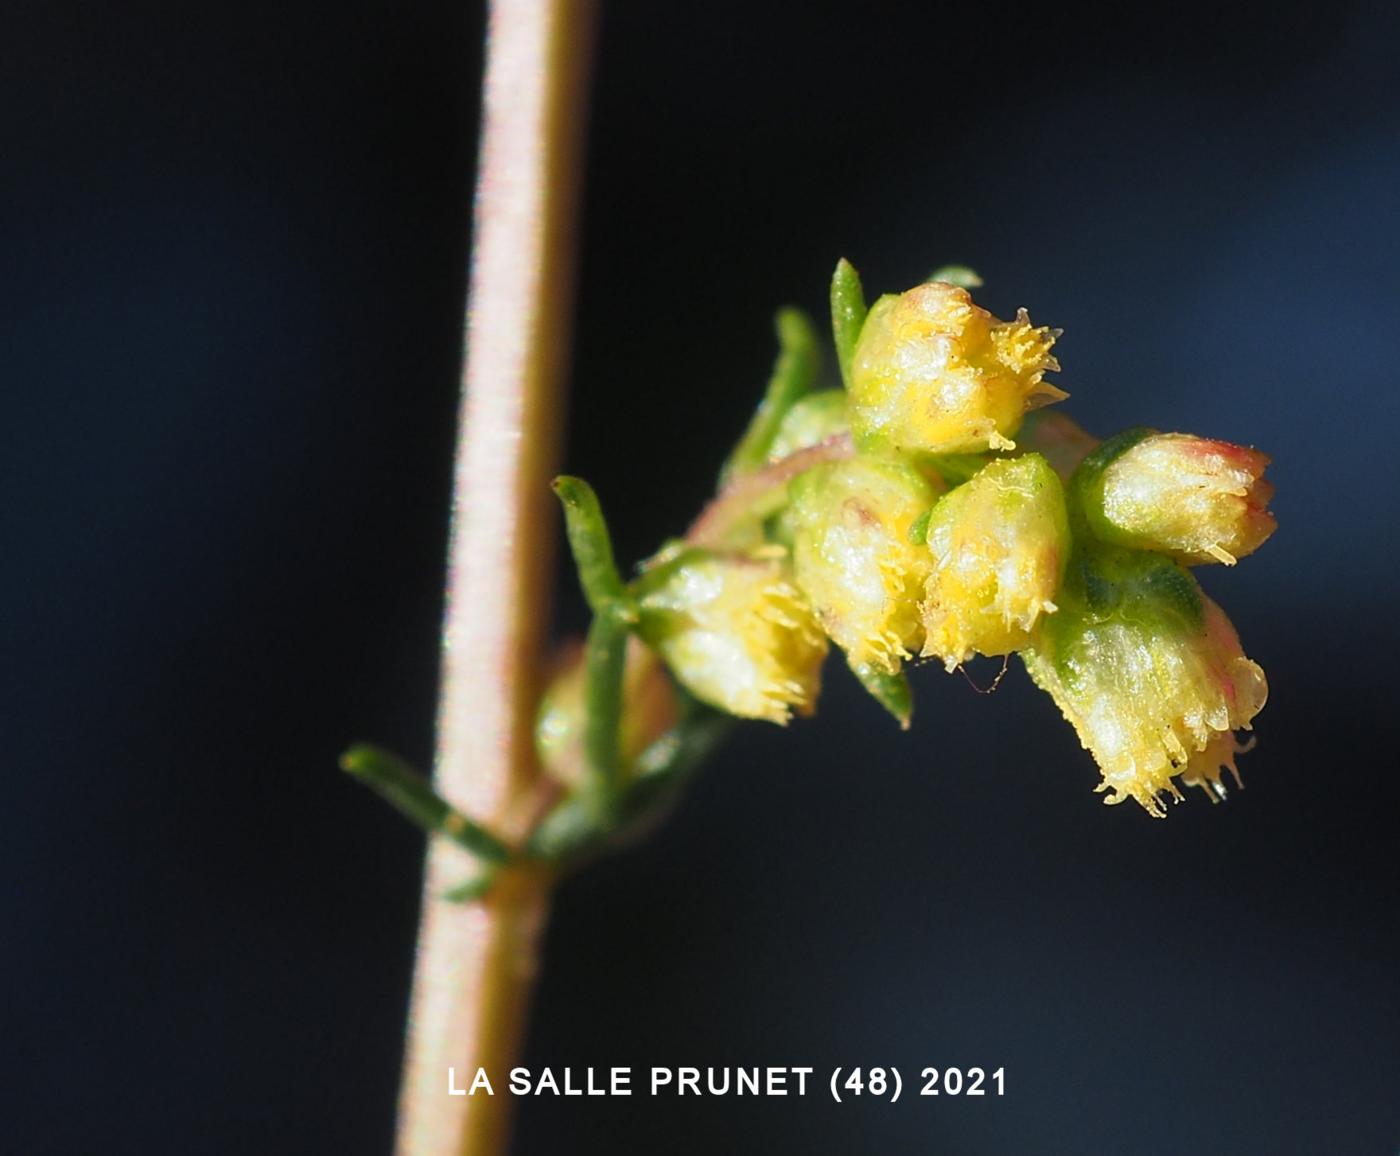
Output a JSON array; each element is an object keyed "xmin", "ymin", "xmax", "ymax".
[{"xmin": 545, "ymin": 261, "xmax": 1274, "ymax": 817}]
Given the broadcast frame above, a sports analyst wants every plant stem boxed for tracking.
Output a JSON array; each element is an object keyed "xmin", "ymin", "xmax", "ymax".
[{"xmin": 396, "ymin": 3, "xmax": 596, "ymax": 1154}]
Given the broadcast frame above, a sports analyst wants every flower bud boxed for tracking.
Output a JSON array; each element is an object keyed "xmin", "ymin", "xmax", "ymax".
[
  {"xmin": 1021, "ymin": 548, "xmax": 1268, "ymax": 816},
  {"xmin": 1077, "ymin": 430, "xmax": 1276, "ymax": 565},
  {"xmin": 849, "ymin": 280, "xmax": 1066, "ymax": 455},
  {"xmin": 767, "ymin": 389, "xmax": 849, "ymax": 462},
  {"xmin": 637, "ymin": 551, "xmax": 827, "ymax": 724},
  {"xmin": 921, "ymin": 453, "xmax": 1070, "ymax": 669},
  {"xmin": 536, "ymin": 637, "xmax": 680, "ymax": 788},
  {"xmin": 788, "ymin": 457, "xmax": 942, "ymax": 674}
]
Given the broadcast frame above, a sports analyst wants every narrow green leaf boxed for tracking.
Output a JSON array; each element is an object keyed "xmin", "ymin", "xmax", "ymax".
[
  {"xmin": 830, "ymin": 258, "xmax": 867, "ymax": 389},
  {"xmin": 722, "ymin": 307, "xmax": 821, "ymax": 480},
  {"xmin": 851, "ymin": 663, "xmax": 913, "ymax": 729},
  {"xmin": 552, "ymin": 475, "xmax": 628, "ymax": 613},
  {"xmin": 928, "ymin": 264, "xmax": 984, "ymax": 289},
  {"xmin": 340, "ymin": 744, "xmax": 511, "ymax": 864},
  {"xmin": 581, "ymin": 604, "xmax": 630, "ymax": 824}
]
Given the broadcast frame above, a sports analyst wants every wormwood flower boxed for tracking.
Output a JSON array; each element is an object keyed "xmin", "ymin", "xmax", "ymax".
[
  {"xmin": 637, "ymin": 551, "xmax": 827, "ymax": 724},
  {"xmin": 849, "ymin": 280, "xmax": 1066, "ymax": 455},
  {"xmin": 1021, "ymin": 547, "xmax": 1268, "ymax": 816},
  {"xmin": 1078, "ymin": 429, "xmax": 1276, "ymax": 565},
  {"xmin": 921, "ymin": 453, "xmax": 1070, "ymax": 669},
  {"xmin": 788, "ymin": 457, "xmax": 942, "ymax": 675}
]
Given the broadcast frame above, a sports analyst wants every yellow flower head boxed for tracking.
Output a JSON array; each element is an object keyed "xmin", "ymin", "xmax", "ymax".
[
  {"xmin": 1082, "ymin": 430, "xmax": 1276, "ymax": 566},
  {"xmin": 849, "ymin": 280, "xmax": 1066, "ymax": 455},
  {"xmin": 788, "ymin": 457, "xmax": 942, "ymax": 675},
  {"xmin": 536, "ymin": 636, "xmax": 680, "ymax": 788},
  {"xmin": 638, "ymin": 551, "xmax": 827, "ymax": 724},
  {"xmin": 1021, "ymin": 549, "xmax": 1268, "ymax": 816},
  {"xmin": 921, "ymin": 453, "xmax": 1069, "ymax": 669}
]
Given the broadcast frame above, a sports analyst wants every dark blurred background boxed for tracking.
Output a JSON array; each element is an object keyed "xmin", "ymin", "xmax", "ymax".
[{"xmin": 4, "ymin": 1, "xmax": 1398, "ymax": 1152}]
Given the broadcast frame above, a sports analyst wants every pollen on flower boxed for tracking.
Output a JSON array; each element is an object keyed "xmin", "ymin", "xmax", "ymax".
[
  {"xmin": 849, "ymin": 281, "xmax": 1066, "ymax": 456},
  {"xmin": 1022, "ymin": 555, "xmax": 1268, "ymax": 817},
  {"xmin": 638, "ymin": 552, "xmax": 828, "ymax": 724},
  {"xmin": 788, "ymin": 457, "xmax": 942, "ymax": 675},
  {"xmin": 921, "ymin": 453, "xmax": 1070, "ymax": 670}
]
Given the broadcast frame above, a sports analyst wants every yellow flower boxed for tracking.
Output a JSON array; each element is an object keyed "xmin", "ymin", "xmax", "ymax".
[
  {"xmin": 921, "ymin": 454, "xmax": 1069, "ymax": 669},
  {"xmin": 788, "ymin": 457, "xmax": 942, "ymax": 674},
  {"xmin": 849, "ymin": 280, "xmax": 1066, "ymax": 455},
  {"xmin": 637, "ymin": 551, "xmax": 827, "ymax": 724},
  {"xmin": 1022, "ymin": 549, "xmax": 1268, "ymax": 816},
  {"xmin": 1081, "ymin": 430, "xmax": 1276, "ymax": 565}
]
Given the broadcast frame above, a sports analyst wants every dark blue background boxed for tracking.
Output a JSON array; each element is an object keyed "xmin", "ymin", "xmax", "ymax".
[{"xmin": 3, "ymin": 2, "xmax": 1397, "ymax": 1152}]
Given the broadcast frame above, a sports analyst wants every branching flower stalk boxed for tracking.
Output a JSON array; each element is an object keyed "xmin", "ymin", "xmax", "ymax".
[
  {"xmin": 535, "ymin": 260, "xmax": 1271, "ymax": 825},
  {"xmin": 346, "ymin": 252, "xmax": 1277, "ymax": 1146},
  {"xmin": 351, "ymin": 251, "xmax": 1277, "ymax": 869}
]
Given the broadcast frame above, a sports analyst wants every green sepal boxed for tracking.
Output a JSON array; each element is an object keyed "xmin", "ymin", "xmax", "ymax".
[
  {"xmin": 830, "ymin": 258, "xmax": 867, "ymax": 389},
  {"xmin": 851, "ymin": 662, "xmax": 914, "ymax": 729},
  {"xmin": 722, "ymin": 307, "xmax": 821, "ymax": 480},
  {"xmin": 339, "ymin": 743, "xmax": 511, "ymax": 864}
]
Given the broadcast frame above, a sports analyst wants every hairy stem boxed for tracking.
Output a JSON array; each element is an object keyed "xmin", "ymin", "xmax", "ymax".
[{"xmin": 396, "ymin": 3, "xmax": 596, "ymax": 1154}]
